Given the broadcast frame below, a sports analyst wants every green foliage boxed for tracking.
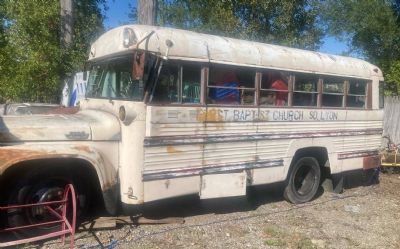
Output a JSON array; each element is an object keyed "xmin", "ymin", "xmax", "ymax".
[
  {"xmin": 385, "ymin": 60, "xmax": 400, "ymax": 95},
  {"xmin": 319, "ymin": 0, "xmax": 400, "ymax": 95},
  {"xmin": 0, "ymin": 0, "xmax": 105, "ymax": 103},
  {"xmin": 130, "ymin": 0, "xmax": 323, "ymax": 50}
]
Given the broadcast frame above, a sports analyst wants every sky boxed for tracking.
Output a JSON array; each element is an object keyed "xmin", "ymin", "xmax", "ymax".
[{"xmin": 104, "ymin": 0, "xmax": 348, "ymax": 56}]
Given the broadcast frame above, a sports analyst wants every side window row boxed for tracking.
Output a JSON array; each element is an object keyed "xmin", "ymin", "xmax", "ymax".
[{"xmin": 151, "ymin": 61, "xmax": 369, "ymax": 109}]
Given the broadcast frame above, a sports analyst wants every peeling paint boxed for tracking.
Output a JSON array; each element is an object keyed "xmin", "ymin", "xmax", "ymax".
[
  {"xmin": 196, "ymin": 108, "xmax": 223, "ymax": 123},
  {"xmin": 166, "ymin": 146, "xmax": 182, "ymax": 154},
  {"xmin": 0, "ymin": 149, "xmax": 47, "ymax": 173},
  {"xmin": 73, "ymin": 145, "xmax": 94, "ymax": 154},
  {"xmin": 0, "ymin": 145, "xmax": 118, "ymax": 195}
]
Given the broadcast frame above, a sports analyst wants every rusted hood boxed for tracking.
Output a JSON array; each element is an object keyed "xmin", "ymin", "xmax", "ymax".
[{"xmin": 0, "ymin": 110, "xmax": 121, "ymax": 143}]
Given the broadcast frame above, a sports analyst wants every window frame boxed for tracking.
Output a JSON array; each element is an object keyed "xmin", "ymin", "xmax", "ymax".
[
  {"xmin": 147, "ymin": 59, "xmax": 375, "ymax": 110},
  {"xmin": 346, "ymin": 79, "xmax": 369, "ymax": 109},
  {"xmin": 149, "ymin": 60, "xmax": 203, "ymax": 106},
  {"xmin": 259, "ymin": 70, "xmax": 291, "ymax": 107},
  {"xmin": 321, "ymin": 77, "xmax": 345, "ymax": 108},
  {"xmin": 292, "ymin": 74, "xmax": 320, "ymax": 108},
  {"xmin": 206, "ymin": 64, "xmax": 257, "ymax": 106}
]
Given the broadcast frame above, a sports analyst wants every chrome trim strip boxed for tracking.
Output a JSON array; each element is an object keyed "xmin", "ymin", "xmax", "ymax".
[
  {"xmin": 144, "ymin": 128, "xmax": 382, "ymax": 147},
  {"xmin": 337, "ymin": 149, "xmax": 380, "ymax": 160},
  {"xmin": 142, "ymin": 159, "xmax": 284, "ymax": 181}
]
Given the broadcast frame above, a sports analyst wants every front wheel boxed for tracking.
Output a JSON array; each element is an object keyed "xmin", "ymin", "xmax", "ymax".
[
  {"xmin": 6, "ymin": 167, "xmax": 89, "ymax": 237},
  {"xmin": 284, "ymin": 157, "xmax": 321, "ymax": 204}
]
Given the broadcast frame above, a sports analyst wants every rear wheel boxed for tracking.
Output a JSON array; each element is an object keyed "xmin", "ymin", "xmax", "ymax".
[
  {"xmin": 284, "ymin": 157, "xmax": 321, "ymax": 204},
  {"xmin": 6, "ymin": 167, "xmax": 89, "ymax": 237}
]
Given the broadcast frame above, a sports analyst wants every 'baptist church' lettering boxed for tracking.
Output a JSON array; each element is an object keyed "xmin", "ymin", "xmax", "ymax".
[{"xmin": 273, "ymin": 110, "xmax": 304, "ymax": 121}]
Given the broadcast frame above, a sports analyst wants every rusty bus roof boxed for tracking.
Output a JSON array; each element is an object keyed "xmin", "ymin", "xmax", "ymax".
[{"xmin": 89, "ymin": 25, "xmax": 383, "ymax": 80}]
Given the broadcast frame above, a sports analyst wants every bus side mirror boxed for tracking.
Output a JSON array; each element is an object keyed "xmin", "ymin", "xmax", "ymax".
[{"xmin": 133, "ymin": 51, "xmax": 145, "ymax": 80}]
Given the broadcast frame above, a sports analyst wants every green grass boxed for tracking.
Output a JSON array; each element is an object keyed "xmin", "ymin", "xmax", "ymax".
[
  {"xmin": 263, "ymin": 226, "xmax": 282, "ymax": 237},
  {"xmin": 264, "ymin": 238, "xmax": 286, "ymax": 247},
  {"xmin": 297, "ymin": 238, "xmax": 316, "ymax": 249}
]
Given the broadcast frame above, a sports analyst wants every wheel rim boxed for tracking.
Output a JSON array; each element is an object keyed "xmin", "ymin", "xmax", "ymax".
[
  {"xmin": 25, "ymin": 186, "xmax": 64, "ymax": 226},
  {"xmin": 293, "ymin": 164, "xmax": 317, "ymax": 196}
]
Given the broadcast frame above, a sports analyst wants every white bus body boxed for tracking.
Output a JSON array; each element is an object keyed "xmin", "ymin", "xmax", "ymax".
[{"xmin": 0, "ymin": 25, "xmax": 383, "ymax": 222}]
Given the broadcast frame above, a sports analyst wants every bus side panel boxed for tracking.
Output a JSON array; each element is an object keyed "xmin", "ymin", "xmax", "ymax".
[{"xmin": 143, "ymin": 106, "xmax": 383, "ymax": 202}]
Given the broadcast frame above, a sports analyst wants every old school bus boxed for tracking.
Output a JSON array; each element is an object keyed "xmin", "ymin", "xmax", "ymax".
[{"xmin": 0, "ymin": 25, "xmax": 383, "ymax": 228}]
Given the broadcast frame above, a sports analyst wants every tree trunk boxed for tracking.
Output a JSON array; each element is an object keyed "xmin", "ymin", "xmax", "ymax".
[
  {"xmin": 138, "ymin": 0, "xmax": 157, "ymax": 25},
  {"xmin": 60, "ymin": 0, "xmax": 73, "ymax": 47},
  {"xmin": 60, "ymin": 0, "xmax": 74, "ymax": 105}
]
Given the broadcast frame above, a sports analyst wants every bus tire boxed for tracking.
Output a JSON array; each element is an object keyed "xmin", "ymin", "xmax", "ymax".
[
  {"xmin": 6, "ymin": 167, "xmax": 89, "ymax": 237},
  {"xmin": 284, "ymin": 157, "xmax": 321, "ymax": 204}
]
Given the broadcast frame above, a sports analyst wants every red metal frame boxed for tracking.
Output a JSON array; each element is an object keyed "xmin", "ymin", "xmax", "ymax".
[{"xmin": 0, "ymin": 184, "xmax": 76, "ymax": 248}]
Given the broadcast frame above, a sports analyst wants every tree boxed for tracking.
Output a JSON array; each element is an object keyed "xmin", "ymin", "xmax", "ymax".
[
  {"xmin": 130, "ymin": 0, "xmax": 323, "ymax": 50},
  {"xmin": 138, "ymin": 0, "xmax": 157, "ymax": 25},
  {"xmin": 0, "ymin": 0, "xmax": 105, "ymax": 103},
  {"xmin": 320, "ymin": 0, "xmax": 400, "ymax": 95},
  {"xmin": 60, "ymin": 0, "xmax": 74, "ymax": 48},
  {"xmin": 0, "ymin": 2, "xmax": 12, "ymax": 103}
]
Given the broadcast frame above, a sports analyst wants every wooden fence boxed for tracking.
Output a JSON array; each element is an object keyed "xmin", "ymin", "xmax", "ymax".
[{"xmin": 383, "ymin": 96, "xmax": 400, "ymax": 145}]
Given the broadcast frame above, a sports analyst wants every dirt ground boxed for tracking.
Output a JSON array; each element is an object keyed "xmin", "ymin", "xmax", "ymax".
[{"xmin": 17, "ymin": 172, "xmax": 400, "ymax": 249}]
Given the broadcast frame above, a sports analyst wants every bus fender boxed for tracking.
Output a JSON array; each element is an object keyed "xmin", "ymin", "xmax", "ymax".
[
  {"xmin": 285, "ymin": 139, "xmax": 334, "ymax": 176},
  {"xmin": 0, "ymin": 144, "xmax": 119, "ymax": 215}
]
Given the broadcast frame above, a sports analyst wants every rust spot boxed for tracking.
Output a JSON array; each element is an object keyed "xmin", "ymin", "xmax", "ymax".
[
  {"xmin": 164, "ymin": 179, "xmax": 170, "ymax": 189},
  {"xmin": 363, "ymin": 155, "xmax": 380, "ymax": 169},
  {"xmin": 73, "ymin": 145, "xmax": 94, "ymax": 154},
  {"xmin": 166, "ymin": 145, "xmax": 182, "ymax": 154},
  {"xmin": 239, "ymin": 175, "xmax": 246, "ymax": 187},
  {"xmin": 0, "ymin": 149, "xmax": 50, "ymax": 173},
  {"xmin": 196, "ymin": 108, "xmax": 223, "ymax": 122},
  {"xmin": 44, "ymin": 106, "xmax": 79, "ymax": 115},
  {"xmin": 196, "ymin": 108, "xmax": 224, "ymax": 130},
  {"xmin": 102, "ymin": 179, "xmax": 118, "ymax": 191}
]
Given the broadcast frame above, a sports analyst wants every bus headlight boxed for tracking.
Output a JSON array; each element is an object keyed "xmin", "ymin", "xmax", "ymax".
[{"xmin": 119, "ymin": 105, "xmax": 137, "ymax": 125}]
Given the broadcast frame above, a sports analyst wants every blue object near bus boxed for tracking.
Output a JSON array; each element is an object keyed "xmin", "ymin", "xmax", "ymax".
[{"xmin": 211, "ymin": 82, "xmax": 240, "ymax": 103}]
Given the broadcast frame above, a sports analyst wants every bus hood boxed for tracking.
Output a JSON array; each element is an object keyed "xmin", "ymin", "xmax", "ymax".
[{"xmin": 0, "ymin": 110, "xmax": 121, "ymax": 143}]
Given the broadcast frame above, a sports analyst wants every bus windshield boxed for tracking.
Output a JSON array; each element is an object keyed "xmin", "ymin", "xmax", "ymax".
[{"xmin": 86, "ymin": 54, "xmax": 156, "ymax": 100}]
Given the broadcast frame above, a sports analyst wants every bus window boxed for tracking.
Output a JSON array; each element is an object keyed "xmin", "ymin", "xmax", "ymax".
[
  {"xmin": 208, "ymin": 65, "xmax": 255, "ymax": 105},
  {"xmin": 322, "ymin": 77, "xmax": 344, "ymax": 108},
  {"xmin": 260, "ymin": 71, "xmax": 289, "ymax": 106},
  {"xmin": 87, "ymin": 55, "xmax": 157, "ymax": 101},
  {"xmin": 293, "ymin": 74, "xmax": 318, "ymax": 107},
  {"xmin": 152, "ymin": 62, "xmax": 201, "ymax": 104},
  {"xmin": 347, "ymin": 80, "xmax": 367, "ymax": 108},
  {"xmin": 152, "ymin": 63, "xmax": 180, "ymax": 103},
  {"xmin": 182, "ymin": 64, "xmax": 201, "ymax": 104}
]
